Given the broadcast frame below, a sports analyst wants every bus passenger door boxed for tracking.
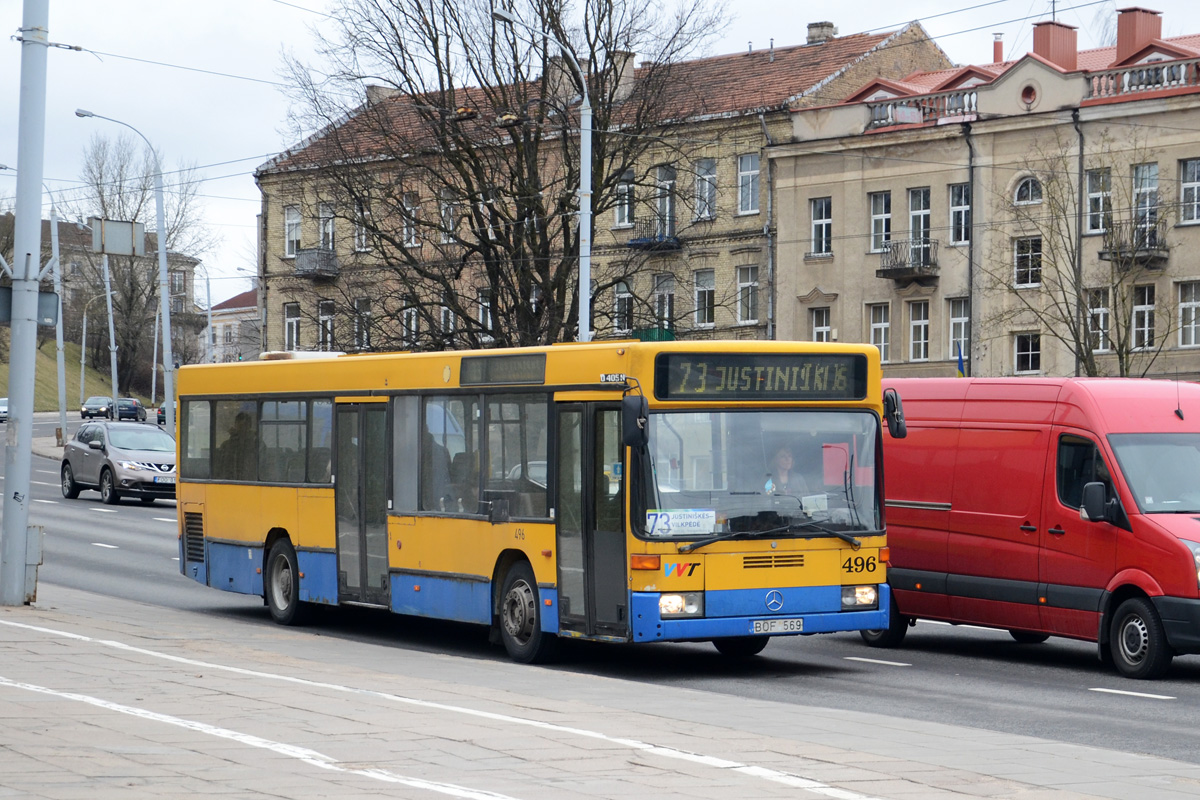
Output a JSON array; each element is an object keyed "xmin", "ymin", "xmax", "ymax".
[
  {"xmin": 335, "ymin": 403, "xmax": 390, "ymax": 607},
  {"xmin": 556, "ymin": 404, "xmax": 628, "ymax": 639}
]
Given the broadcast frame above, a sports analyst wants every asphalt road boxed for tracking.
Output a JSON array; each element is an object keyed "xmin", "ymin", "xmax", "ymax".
[{"xmin": 5, "ymin": 446, "xmax": 1200, "ymax": 766}]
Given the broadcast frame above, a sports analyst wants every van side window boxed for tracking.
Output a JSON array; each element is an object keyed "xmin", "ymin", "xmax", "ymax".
[{"xmin": 1057, "ymin": 435, "xmax": 1113, "ymax": 509}]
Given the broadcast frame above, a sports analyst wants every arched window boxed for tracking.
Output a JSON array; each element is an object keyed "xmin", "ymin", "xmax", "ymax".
[{"xmin": 1015, "ymin": 176, "xmax": 1043, "ymax": 204}]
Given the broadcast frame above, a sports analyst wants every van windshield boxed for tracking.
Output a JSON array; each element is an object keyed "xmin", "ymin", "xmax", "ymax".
[
  {"xmin": 640, "ymin": 409, "xmax": 881, "ymax": 539},
  {"xmin": 1109, "ymin": 433, "xmax": 1200, "ymax": 513}
]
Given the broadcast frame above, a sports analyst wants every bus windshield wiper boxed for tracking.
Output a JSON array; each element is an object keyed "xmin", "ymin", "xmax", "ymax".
[
  {"xmin": 678, "ymin": 527, "xmax": 772, "ymax": 553},
  {"xmin": 679, "ymin": 521, "xmax": 876, "ymax": 553},
  {"xmin": 777, "ymin": 520, "xmax": 869, "ymax": 550}
]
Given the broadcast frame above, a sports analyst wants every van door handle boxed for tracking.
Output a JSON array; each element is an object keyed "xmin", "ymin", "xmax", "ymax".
[
  {"xmin": 1048, "ymin": 527, "xmax": 1066, "ymax": 535},
  {"xmin": 1019, "ymin": 524, "xmax": 1037, "ymax": 532}
]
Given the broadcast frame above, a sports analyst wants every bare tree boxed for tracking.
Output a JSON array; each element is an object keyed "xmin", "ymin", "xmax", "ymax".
[
  {"xmin": 272, "ymin": 0, "xmax": 726, "ymax": 349},
  {"xmin": 980, "ymin": 127, "xmax": 1177, "ymax": 377}
]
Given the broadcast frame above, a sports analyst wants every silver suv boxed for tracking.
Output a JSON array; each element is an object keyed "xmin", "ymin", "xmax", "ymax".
[{"xmin": 61, "ymin": 421, "xmax": 176, "ymax": 504}]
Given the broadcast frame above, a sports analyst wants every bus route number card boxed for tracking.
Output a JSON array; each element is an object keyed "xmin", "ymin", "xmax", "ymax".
[{"xmin": 645, "ymin": 509, "xmax": 716, "ymax": 536}]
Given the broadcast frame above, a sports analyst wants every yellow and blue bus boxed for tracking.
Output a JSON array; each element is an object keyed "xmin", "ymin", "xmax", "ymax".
[{"xmin": 176, "ymin": 341, "xmax": 906, "ymax": 662}]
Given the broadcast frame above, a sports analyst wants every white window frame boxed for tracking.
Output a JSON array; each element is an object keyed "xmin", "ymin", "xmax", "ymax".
[
  {"xmin": 810, "ymin": 197, "xmax": 832, "ymax": 255},
  {"xmin": 869, "ymin": 191, "xmax": 891, "ymax": 252},
  {"xmin": 353, "ymin": 297, "xmax": 372, "ymax": 350},
  {"xmin": 1182, "ymin": 159, "xmax": 1200, "ymax": 225},
  {"xmin": 1134, "ymin": 163, "xmax": 1160, "ymax": 247},
  {"xmin": 694, "ymin": 158, "xmax": 716, "ymax": 220},
  {"xmin": 614, "ymin": 170, "xmax": 634, "ymax": 228},
  {"xmin": 317, "ymin": 299, "xmax": 335, "ymax": 351},
  {"xmin": 949, "ymin": 183, "xmax": 970, "ymax": 245},
  {"xmin": 1180, "ymin": 282, "xmax": 1200, "ymax": 347},
  {"xmin": 402, "ymin": 193, "xmax": 419, "ymax": 248},
  {"xmin": 737, "ymin": 153, "xmax": 759, "ymax": 214},
  {"xmin": 869, "ymin": 303, "xmax": 890, "ymax": 363},
  {"xmin": 909, "ymin": 300, "xmax": 929, "ymax": 362},
  {"xmin": 694, "ymin": 269, "xmax": 714, "ymax": 328},
  {"xmin": 284, "ymin": 205, "xmax": 301, "ymax": 258},
  {"xmin": 1086, "ymin": 168, "xmax": 1111, "ymax": 234},
  {"xmin": 439, "ymin": 193, "xmax": 458, "ymax": 244},
  {"xmin": 318, "ymin": 202, "xmax": 335, "ymax": 250},
  {"xmin": 655, "ymin": 165, "xmax": 676, "ymax": 238},
  {"xmin": 614, "ymin": 281, "xmax": 633, "ymax": 334},
  {"xmin": 1133, "ymin": 284, "xmax": 1155, "ymax": 350},
  {"xmin": 1015, "ymin": 333, "xmax": 1041, "ymax": 374},
  {"xmin": 354, "ymin": 199, "xmax": 370, "ymax": 251},
  {"xmin": 478, "ymin": 288, "xmax": 494, "ymax": 342},
  {"xmin": 1088, "ymin": 288, "xmax": 1110, "ymax": 353},
  {"xmin": 402, "ymin": 307, "xmax": 419, "ymax": 346},
  {"xmin": 1014, "ymin": 176, "xmax": 1043, "ymax": 205},
  {"xmin": 909, "ymin": 187, "xmax": 931, "ymax": 266},
  {"xmin": 811, "ymin": 307, "xmax": 831, "ymax": 342},
  {"xmin": 653, "ymin": 273, "xmax": 675, "ymax": 330},
  {"xmin": 1014, "ymin": 236, "xmax": 1042, "ymax": 288},
  {"xmin": 283, "ymin": 302, "xmax": 300, "ymax": 351},
  {"xmin": 949, "ymin": 297, "xmax": 969, "ymax": 362},
  {"xmin": 440, "ymin": 295, "xmax": 456, "ymax": 335},
  {"xmin": 737, "ymin": 265, "xmax": 759, "ymax": 324}
]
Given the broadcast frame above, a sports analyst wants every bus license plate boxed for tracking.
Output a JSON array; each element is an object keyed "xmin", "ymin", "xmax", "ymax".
[
  {"xmin": 153, "ymin": 476, "xmax": 176, "ymax": 484},
  {"xmin": 752, "ymin": 618, "xmax": 803, "ymax": 634}
]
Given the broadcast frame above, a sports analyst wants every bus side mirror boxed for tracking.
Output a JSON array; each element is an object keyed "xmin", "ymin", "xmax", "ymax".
[
  {"xmin": 883, "ymin": 388, "xmax": 907, "ymax": 439},
  {"xmin": 622, "ymin": 394, "xmax": 649, "ymax": 449},
  {"xmin": 1081, "ymin": 481, "xmax": 1108, "ymax": 522}
]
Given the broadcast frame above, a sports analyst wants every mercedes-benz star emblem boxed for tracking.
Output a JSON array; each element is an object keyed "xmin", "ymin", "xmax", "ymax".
[{"xmin": 765, "ymin": 590, "xmax": 784, "ymax": 612}]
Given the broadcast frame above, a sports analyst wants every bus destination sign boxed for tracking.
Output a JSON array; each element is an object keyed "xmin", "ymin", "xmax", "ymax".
[{"xmin": 654, "ymin": 353, "xmax": 868, "ymax": 401}]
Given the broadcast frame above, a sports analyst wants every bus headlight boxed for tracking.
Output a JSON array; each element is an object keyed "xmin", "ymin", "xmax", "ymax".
[
  {"xmin": 1184, "ymin": 541, "xmax": 1200, "ymax": 589},
  {"xmin": 659, "ymin": 593, "xmax": 704, "ymax": 618},
  {"xmin": 842, "ymin": 585, "xmax": 878, "ymax": 610}
]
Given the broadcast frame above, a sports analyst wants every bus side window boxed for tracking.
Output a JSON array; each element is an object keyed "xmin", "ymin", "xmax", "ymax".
[{"xmin": 392, "ymin": 396, "xmax": 419, "ymax": 512}]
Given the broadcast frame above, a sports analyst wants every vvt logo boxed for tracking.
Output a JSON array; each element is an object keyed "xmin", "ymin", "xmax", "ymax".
[{"xmin": 664, "ymin": 562, "xmax": 700, "ymax": 577}]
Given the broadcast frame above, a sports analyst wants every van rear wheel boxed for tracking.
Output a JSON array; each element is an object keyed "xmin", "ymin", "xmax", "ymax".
[
  {"xmin": 860, "ymin": 597, "xmax": 908, "ymax": 648},
  {"xmin": 1009, "ymin": 630, "xmax": 1049, "ymax": 644},
  {"xmin": 1110, "ymin": 597, "xmax": 1173, "ymax": 679}
]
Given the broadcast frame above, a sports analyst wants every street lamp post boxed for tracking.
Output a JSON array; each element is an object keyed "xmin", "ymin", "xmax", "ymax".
[
  {"xmin": 80, "ymin": 292, "xmax": 118, "ymax": 406},
  {"xmin": 75, "ymin": 109, "xmax": 176, "ymax": 433},
  {"xmin": 492, "ymin": 9, "xmax": 593, "ymax": 342}
]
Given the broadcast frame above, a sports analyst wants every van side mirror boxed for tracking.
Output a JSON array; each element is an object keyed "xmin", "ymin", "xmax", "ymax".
[
  {"xmin": 1080, "ymin": 481, "xmax": 1108, "ymax": 522},
  {"xmin": 883, "ymin": 388, "xmax": 907, "ymax": 439},
  {"xmin": 622, "ymin": 394, "xmax": 649, "ymax": 449}
]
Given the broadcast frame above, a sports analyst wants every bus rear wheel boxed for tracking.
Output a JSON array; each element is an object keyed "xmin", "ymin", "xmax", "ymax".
[
  {"xmin": 499, "ymin": 562, "xmax": 556, "ymax": 664},
  {"xmin": 266, "ymin": 539, "xmax": 309, "ymax": 626},
  {"xmin": 713, "ymin": 636, "xmax": 769, "ymax": 657}
]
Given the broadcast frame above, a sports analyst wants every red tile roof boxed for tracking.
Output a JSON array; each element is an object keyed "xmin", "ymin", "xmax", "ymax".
[{"xmin": 211, "ymin": 288, "xmax": 257, "ymax": 311}]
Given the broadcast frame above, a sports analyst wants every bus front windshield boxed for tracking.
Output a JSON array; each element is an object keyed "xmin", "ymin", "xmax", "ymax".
[
  {"xmin": 641, "ymin": 409, "xmax": 881, "ymax": 540},
  {"xmin": 1109, "ymin": 433, "xmax": 1200, "ymax": 513}
]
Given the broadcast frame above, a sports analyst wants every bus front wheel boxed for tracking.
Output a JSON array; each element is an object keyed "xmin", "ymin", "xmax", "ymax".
[
  {"xmin": 266, "ymin": 539, "xmax": 309, "ymax": 626},
  {"xmin": 860, "ymin": 598, "xmax": 908, "ymax": 648},
  {"xmin": 713, "ymin": 636, "xmax": 769, "ymax": 657},
  {"xmin": 499, "ymin": 562, "xmax": 556, "ymax": 664}
]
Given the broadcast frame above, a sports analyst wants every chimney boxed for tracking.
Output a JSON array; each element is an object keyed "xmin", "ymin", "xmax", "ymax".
[
  {"xmin": 807, "ymin": 22, "xmax": 837, "ymax": 45},
  {"xmin": 1032, "ymin": 20, "xmax": 1078, "ymax": 70},
  {"xmin": 608, "ymin": 50, "xmax": 636, "ymax": 103},
  {"xmin": 1116, "ymin": 7, "xmax": 1163, "ymax": 64},
  {"xmin": 365, "ymin": 84, "xmax": 401, "ymax": 105},
  {"xmin": 993, "ymin": 33, "xmax": 1003, "ymax": 63}
]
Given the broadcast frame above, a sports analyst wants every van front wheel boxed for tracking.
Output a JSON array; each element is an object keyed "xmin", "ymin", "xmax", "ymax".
[
  {"xmin": 1110, "ymin": 597, "xmax": 1173, "ymax": 680},
  {"xmin": 860, "ymin": 598, "xmax": 908, "ymax": 648}
]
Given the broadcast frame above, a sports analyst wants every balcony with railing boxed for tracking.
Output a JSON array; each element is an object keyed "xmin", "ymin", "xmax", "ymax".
[
  {"xmin": 1086, "ymin": 58, "xmax": 1200, "ymax": 100},
  {"xmin": 626, "ymin": 217, "xmax": 681, "ymax": 251},
  {"xmin": 876, "ymin": 238, "xmax": 940, "ymax": 281},
  {"xmin": 294, "ymin": 248, "xmax": 339, "ymax": 278},
  {"xmin": 866, "ymin": 90, "xmax": 978, "ymax": 129},
  {"xmin": 1098, "ymin": 218, "xmax": 1169, "ymax": 268}
]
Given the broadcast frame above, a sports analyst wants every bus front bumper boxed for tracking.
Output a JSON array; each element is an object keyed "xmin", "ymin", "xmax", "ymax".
[{"xmin": 630, "ymin": 584, "xmax": 890, "ymax": 642}]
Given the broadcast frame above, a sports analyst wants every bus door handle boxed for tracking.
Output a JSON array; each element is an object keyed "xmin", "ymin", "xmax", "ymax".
[
  {"xmin": 1048, "ymin": 527, "xmax": 1066, "ymax": 536},
  {"xmin": 1019, "ymin": 523, "xmax": 1037, "ymax": 532}
]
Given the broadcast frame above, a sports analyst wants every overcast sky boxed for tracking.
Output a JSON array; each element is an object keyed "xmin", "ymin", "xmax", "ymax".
[{"xmin": 3, "ymin": 0, "xmax": 1197, "ymax": 304}]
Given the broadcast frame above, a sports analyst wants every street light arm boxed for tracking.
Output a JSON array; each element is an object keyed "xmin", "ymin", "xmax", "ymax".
[{"xmin": 491, "ymin": 11, "xmax": 589, "ymax": 105}]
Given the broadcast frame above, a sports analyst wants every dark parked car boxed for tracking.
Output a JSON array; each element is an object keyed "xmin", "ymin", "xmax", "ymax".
[
  {"xmin": 61, "ymin": 421, "xmax": 176, "ymax": 504},
  {"xmin": 116, "ymin": 397, "xmax": 147, "ymax": 421},
  {"xmin": 81, "ymin": 396, "xmax": 113, "ymax": 419},
  {"xmin": 157, "ymin": 401, "xmax": 174, "ymax": 426}
]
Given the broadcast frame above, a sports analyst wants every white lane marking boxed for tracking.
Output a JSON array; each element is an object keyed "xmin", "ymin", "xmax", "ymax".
[
  {"xmin": 844, "ymin": 656, "xmax": 911, "ymax": 667},
  {"xmin": 1089, "ymin": 687, "xmax": 1175, "ymax": 700},
  {"xmin": 0, "ymin": 675, "xmax": 519, "ymax": 800},
  {"xmin": 90, "ymin": 509, "xmax": 119, "ymax": 514},
  {"xmin": 36, "ymin": 470, "xmax": 57, "ymax": 475},
  {"xmin": 31, "ymin": 480, "xmax": 59, "ymax": 487},
  {"xmin": 0, "ymin": 619, "xmax": 883, "ymax": 800},
  {"xmin": 33, "ymin": 499, "xmax": 58, "ymax": 505},
  {"xmin": 91, "ymin": 543, "xmax": 118, "ymax": 549},
  {"xmin": 153, "ymin": 518, "xmax": 176, "ymax": 523}
]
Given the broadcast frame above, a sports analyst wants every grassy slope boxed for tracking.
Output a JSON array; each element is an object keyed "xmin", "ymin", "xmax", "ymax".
[{"xmin": 0, "ymin": 338, "xmax": 153, "ymax": 411}]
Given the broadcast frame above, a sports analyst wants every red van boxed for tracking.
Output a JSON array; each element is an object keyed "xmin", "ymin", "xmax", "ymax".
[{"xmin": 868, "ymin": 377, "xmax": 1200, "ymax": 679}]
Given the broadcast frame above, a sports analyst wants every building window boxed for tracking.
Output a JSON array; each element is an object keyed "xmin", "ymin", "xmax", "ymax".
[
  {"xmin": 694, "ymin": 158, "xmax": 716, "ymax": 220},
  {"xmin": 284, "ymin": 205, "xmax": 301, "ymax": 257},
  {"xmin": 1015, "ymin": 176, "xmax": 1042, "ymax": 205},
  {"xmin": 1133, "ymin": 284, "xmax": 1155, "ymax": 350},
  {"xmin": 284, "ymin": 302, "xmax": 300, "ymax": 351},
  {"xmin": 170, "ymin": 271, "xmax": 185, "ymax": 295},
  {"xmin": 869, "ymin": 191, "xmax": 891, "ymax": 252},
  {"xmin": 1180, "ymin": 282, "xmax": 1200, "ymax": 347},
  {"xmin": 402, "ymin": 306, "xmax": 419, "ymax": 346},
  {"xmin": 1015, "ymin": 333, "xmax": 1041, "ymax": 373},
  {"xmin": 1087, "ymin": 288, "xmax": 1110, "ymax": 353},
  {"xmin": 812, "ymin": 307, "xmax": 831, "ymax": 342},
  {"xmin": 223, "ymin": 327, "xmax": 233, "ymax": 344},
  {"xmin": 909, "ymin": 300, "xmax": 929, "ymax": 361},
  {"xmin": 949, "ymin": 297, "xmax": 969, "ymax": 362},
  {"xmin": 909, "ymin": 187, "xmax": 931, "ymax": 266},
  {"xmin": 354, "ymin": 199, "xmax": 370, "ymax": 251},
  {"xmin": 655, "ymin": 165, "xmax": 676, "ymax": 238},
  {"xmin": 869, "ymin": 303, "xmax": 890, "ymax": 362},
  {"xmin": 1183, "ymin": 159, "xmax": 1200, "ymax": 224},
  {"xmin": 402, "ymin": 193, "xmax": 419, "ymax": 247},
  {"xmin": 810, "ymin": 197, "xmax": 832, "ymax": 255},
  {"xmin": 1134, "ymin": 163, "xmax": 1160, "ymax": 247},
  {"xmin": 478, "ymin": 288, "xmax": 493, "ymax": 340},
  {"xmin": 1014, "ymin": 236, "xmax": 1042, "ymax": 287},
  {"xmin": 440, "ymin": 294, "xmax": 456, "ymax": 336},
  {"xmin": 318, "ymin": 202, "xmax": 334, "ymax": 250},
  {"xmin": 318, "ymin": 300, "xmax": 335, "ymax": 351},
  {"xmin": 737, "ymin": 266, "xmax": 759, "ymax": 324},
  {"xmin": 949, "ymin": 183, "xmax": 970, "ymax": 245},
  {"xmin": 615, "ymin": 169, "xmax": 634, "ymax": 227},
  {"xmin": 1086, "ymin": 168, "xmax": 1111, "ymax": 233},
  {"xmin": 694, "ymin": 269, "xmax": 714, "ymax": 327},
  {"xmin": 737, "ymin": 153, "xmax": 759, "ymax": 214},
  {"xmin": 440, "ymin": 192, "xmax": 458, "ymax": 244},
  {"xmin": 353, "ymin": 297, "xmax": 371, "ymax": 350},
  {"xmin": 614, "ymin": 281, "xmax": 633, "ymax": 333},
  {"xmin": 653, "ymin": 273, "xmax": 675, "ymax": 330}
]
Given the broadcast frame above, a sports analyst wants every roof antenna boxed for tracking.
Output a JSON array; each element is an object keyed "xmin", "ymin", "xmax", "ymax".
[
  {"xmin": 1176, "ymin": 370, "xmax": 1185, "ymax": 420},
  {"xmin": 770, "ymin": 38, "xmax": 775, "ymax": 62},
  {"xmin": 748, "ymin": 41, "xmax": 752, "ymax": 54}
]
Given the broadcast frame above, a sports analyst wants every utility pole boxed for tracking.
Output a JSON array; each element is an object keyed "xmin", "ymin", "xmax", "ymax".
[{"xmin": 2, "ymin": 0, "xmax": 50, "ymax": 606}]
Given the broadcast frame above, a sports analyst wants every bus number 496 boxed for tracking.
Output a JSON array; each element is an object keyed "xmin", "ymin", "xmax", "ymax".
[{"xmin": 842, "ymin": 555, "xmax": 877, "ymax": 573}]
